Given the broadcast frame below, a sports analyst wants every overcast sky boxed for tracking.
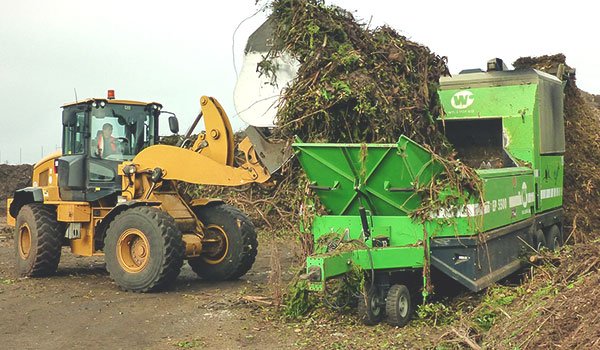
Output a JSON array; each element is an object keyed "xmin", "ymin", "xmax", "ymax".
[{"xmin": 1, "ymin": 0, "xmax": 598, "ymax": 164}]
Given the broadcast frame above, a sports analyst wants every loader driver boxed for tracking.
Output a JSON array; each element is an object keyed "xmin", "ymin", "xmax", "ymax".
[{"xmin": 96, "ymin": 123, "xmax": 118, "ymax": 158}]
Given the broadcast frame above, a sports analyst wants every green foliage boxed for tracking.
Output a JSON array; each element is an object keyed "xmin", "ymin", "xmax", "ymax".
[
  {"xmin": 471, "ymin": 285, "xmax": 521, "ymax": 332},
  {"xmin": 416, "ymin": 302, "xmax": 459, "ymax": 326},
  {"xmin": 331, "ymin": 80, "xmax": 351, "ymax": 95},
  {"xmin": 283, "ymin": 278, "xmax": 318, "ymax": 318},
  {"xmin": 333, "ymin": 43, "xmax": 360, "ymax": 67},
  {"xmin": 174, "ymin": 339, "xmax": 204, "ymax": 348}
]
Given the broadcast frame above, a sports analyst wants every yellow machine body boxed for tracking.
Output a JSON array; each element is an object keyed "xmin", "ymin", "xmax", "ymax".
[{"xmin": 7, "ymin": 96, "xmax": 275, "ymax": 259}]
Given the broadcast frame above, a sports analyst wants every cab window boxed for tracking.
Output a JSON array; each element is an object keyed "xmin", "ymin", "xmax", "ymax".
[{"xmin": 62, "ymin": 108, "xmax": 86, "ymax": 155}]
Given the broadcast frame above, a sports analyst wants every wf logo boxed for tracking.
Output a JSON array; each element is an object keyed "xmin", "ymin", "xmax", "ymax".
[{"xmin": 451, "ymin": 90, "xmax": 474, "ymax": 109}]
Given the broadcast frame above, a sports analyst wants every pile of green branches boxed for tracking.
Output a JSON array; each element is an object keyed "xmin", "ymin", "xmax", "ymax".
[{"xmin": 263, "ymin": 0, "xmax": 451, "ymax": 151}]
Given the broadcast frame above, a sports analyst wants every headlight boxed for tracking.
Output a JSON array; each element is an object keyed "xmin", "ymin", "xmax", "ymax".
[{"xmin": 122, "ymin": 164, "xmax": 137, "ymax": 175}]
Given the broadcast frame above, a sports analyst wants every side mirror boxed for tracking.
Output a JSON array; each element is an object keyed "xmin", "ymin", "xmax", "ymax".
[{"xmin": 168, "ymin": 116, "xmax": 179, "ymax": 134}]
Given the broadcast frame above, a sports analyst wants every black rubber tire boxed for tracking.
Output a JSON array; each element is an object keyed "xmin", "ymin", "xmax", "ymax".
[
  {"xmin": 385, "ymin": 284, "xmax": 413, "ymax": 327},
  {"xmin": 188, "ymin": 204, "xmax": 257, "ymax": 281},
  {"xmin": 545, "ymin": 225, "xmax": 562, "ymax": 251},
  {"xmin": 14, "ymin": 204, "xmax": 63, "ymax": 277},
  {"xmin": 357, "ymin": 284, "xmax": 384, "ymax": 325},
  {"xmin": 534, "ymin": 229, "xmax": 547, "ymax": 252},
  {"xmin": 104, "ymin": 206, "xmax": 184, "ymax": 292}
]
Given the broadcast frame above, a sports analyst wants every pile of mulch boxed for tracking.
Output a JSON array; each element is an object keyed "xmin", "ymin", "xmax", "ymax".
[
  {"xmin": 0, "ymin": 164, "xmax": 32, "ymax": 211},
  {"xmin": 514, "ymin": 54, "xmax": 600, "ymax": 242},
  {"xmin": 480, "ymin": 241, "xmax": 600, "ymax": 349}
]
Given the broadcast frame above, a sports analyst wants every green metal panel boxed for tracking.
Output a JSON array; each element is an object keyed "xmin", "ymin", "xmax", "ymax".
[
  {"xmin": 293, "ymin": 136, "xmax": 444, "ymax": 216},
  {"xmin": 536, "ymin": 155, "xmax": 564, "ymax": 212},
  {"xmin": 306, "ymin": 246, "xmax": 424, "ymax": 291},
  {"xmin": 438, "ymin": 84, "xmax": 537, "ymax": 120},
  {"xmin": 312, "ymin": 215, "xmax": 423, "ymax": 246},
  {"xmin": 503, "ymin": 114, "xmax": 535, "ymax": 164}
]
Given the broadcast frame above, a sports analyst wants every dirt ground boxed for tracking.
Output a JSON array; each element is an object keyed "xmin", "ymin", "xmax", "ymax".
[
  {"xmin": 0, "ymin": 215, "xmax": 304, "ymax": 350},
  {"xmin": 0, "ymin": 214, "xmax": 455, "ymax": 350}
]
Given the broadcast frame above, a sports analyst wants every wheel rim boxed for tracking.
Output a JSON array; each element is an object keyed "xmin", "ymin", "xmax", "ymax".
[
  {"xmin": 116, "ymin": 229, "xmax": 150, "ymax": 273},
  {"xmin": 201, "ymin": 224, "xmax": 229, "ymax": 265},
  {"xmin": 398, "ymin": 294, "xmax": 409, "ymax": 317},
  {"xmin": 370, "ymin": 291, "xmax": 381, "ymax": 317},
  {"xmin": 18, "ymin": 224, "xmax": 32, "ymax": 259}
]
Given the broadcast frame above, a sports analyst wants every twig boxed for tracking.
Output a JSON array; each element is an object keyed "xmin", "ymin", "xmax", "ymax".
[
  {"xmin": 519, "ymin": 314, "xmax": 552, "ymax": 349},
  {"xmin": 241, "ymin": 295, "xmax": 273, "ymax": 306},
  {"xmin": 451, "ymin": 328, "xmax": 481, "ymax": 350}
]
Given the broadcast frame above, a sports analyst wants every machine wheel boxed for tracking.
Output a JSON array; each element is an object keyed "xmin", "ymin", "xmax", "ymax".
[
  {"xmin": 545, "ymin": 225, "xmax": 562, "ymax": 251},
  {"xmin": 357, "ymin": 284, "xmax": 384, "ymax": 325},
  {"xmin": 385, "ymin": 284, "xmax": 413, "ymax": 327},
  {"xmin": 104, "ymin": 206, "xmax": 184, "ymax": 292},
  {"xmin": 533, "ymin": 229, "xmax": 547, "ymax": 252},
  {"xmin": 188, "ymin": 204, "xmax": 257, "ymax": 281},
  {"xmin": 14, "ymin": 204, "xmax": 63, "ymax": 277}
]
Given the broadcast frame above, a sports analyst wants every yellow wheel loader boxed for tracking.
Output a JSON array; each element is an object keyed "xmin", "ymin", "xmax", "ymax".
[{"xmin": 6, "ymin": 92, "xmax": 287, "ymax": 292}]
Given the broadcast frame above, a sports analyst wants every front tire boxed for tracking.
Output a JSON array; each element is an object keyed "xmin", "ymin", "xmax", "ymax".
[
  {"xmin": 188, "ymin": 204, "xmax": 257, "ymax": 281},
  {"xmin": 385, "ymin": 284, "xmax": 413, "ymax": 327},
  {"xmin": 104, "ymin": 206, "xmax": 184, "ymax": 292},
  {"xmin": 15, "ymin": 204, "xmax": 63, "ymax": 277}
]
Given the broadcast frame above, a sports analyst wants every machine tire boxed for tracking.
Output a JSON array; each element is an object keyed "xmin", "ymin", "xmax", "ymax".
[
  {"xmin": 534, "ymin": 229, "xmax": 547, "ymax": 252},
  {"xmin": 545, "ymin": 225, "xmax": 562, "ymax": 251},
  {"xmin": 15, "ymin": 204, "xmax": 63, "ymax": 277},
  {"xmin": 357, "ymin": 284, "xmax": 384, "ymax": 325},
  {"xmin": 188, "ymin": 204, "xmax": 257, "ymax": 281},
  {"xmin": 385, "ymin": 284, "xmax": 413, "ymax": 327},
  {"xmin": 104, "ymin": 206, "xmax": 184, "ymax": 292}
]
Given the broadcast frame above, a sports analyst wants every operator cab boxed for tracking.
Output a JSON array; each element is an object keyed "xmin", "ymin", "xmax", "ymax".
[{"xmin": 59, "ymin": 90, "xmax": 179, "ymax": 202}]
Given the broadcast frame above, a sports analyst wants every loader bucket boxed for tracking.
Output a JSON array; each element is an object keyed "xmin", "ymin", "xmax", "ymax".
[{"xmin": 293, "ymin": 135, "xmax": 444, "ymax": 216}]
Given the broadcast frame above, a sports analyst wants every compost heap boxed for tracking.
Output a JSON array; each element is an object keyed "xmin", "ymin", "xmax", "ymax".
[
  {"xmin": 184, "ymin": 0, "xmax": 479, "ymax": 236},
  {"xmin": 264, "ymin": 0, "xmax": 449, "ymax": 146},
  {"xmin": 513, "ymin": 54, "xmax": 600, "ymax": 242},
  {"xmin": 0, "ymin": 164, "xmax": 32, "ymax": 210}
]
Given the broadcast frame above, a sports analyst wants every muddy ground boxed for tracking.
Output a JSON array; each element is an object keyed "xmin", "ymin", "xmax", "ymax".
[
  {"xmin": 0, "ymin": 213, "xmax": 455, "ymax": 350},
  {"xmin": 0, "ymin": 214, "xmax": 304, "ymax": 350}
]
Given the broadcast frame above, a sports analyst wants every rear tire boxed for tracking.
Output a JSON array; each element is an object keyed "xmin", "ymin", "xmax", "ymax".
[
  {"xmin": 188, "ymin": 204, "xmax": 257, "ymax": 281},
  {"xmin": 104, "ymin": 206, "xmax": 184, "ymax": 292},
  {"xmin": 545, "ymin": 225, "xmax": 562, "ymax": 251},
  {"xmin": 357, "ymin": 284, "xmax": 384, "ymax": 325},
  {"xmin": 385, "ymin": 284, "xmax": 413, "ymax": 327},
  {"xmin": 534, "ymin": 229, "xmax": 547, "ymax": 252},
  {"xmin": 15, "ymin": 204, "xmax": 63, "ymax": 277}
]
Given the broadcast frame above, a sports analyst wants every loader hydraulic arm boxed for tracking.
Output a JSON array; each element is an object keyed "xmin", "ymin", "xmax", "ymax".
[
  {"xmin": 124, "ymin": 96, "xmax": 283, "ymax": 188},
  {"xmin": 188, "ymin": 96, "xmax": 235, "ymax": 166}
]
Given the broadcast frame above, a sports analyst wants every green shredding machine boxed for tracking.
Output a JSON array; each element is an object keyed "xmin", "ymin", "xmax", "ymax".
[{"xmin": 293, "ymin": 59, "xmax": 566, "ymax": 326}]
